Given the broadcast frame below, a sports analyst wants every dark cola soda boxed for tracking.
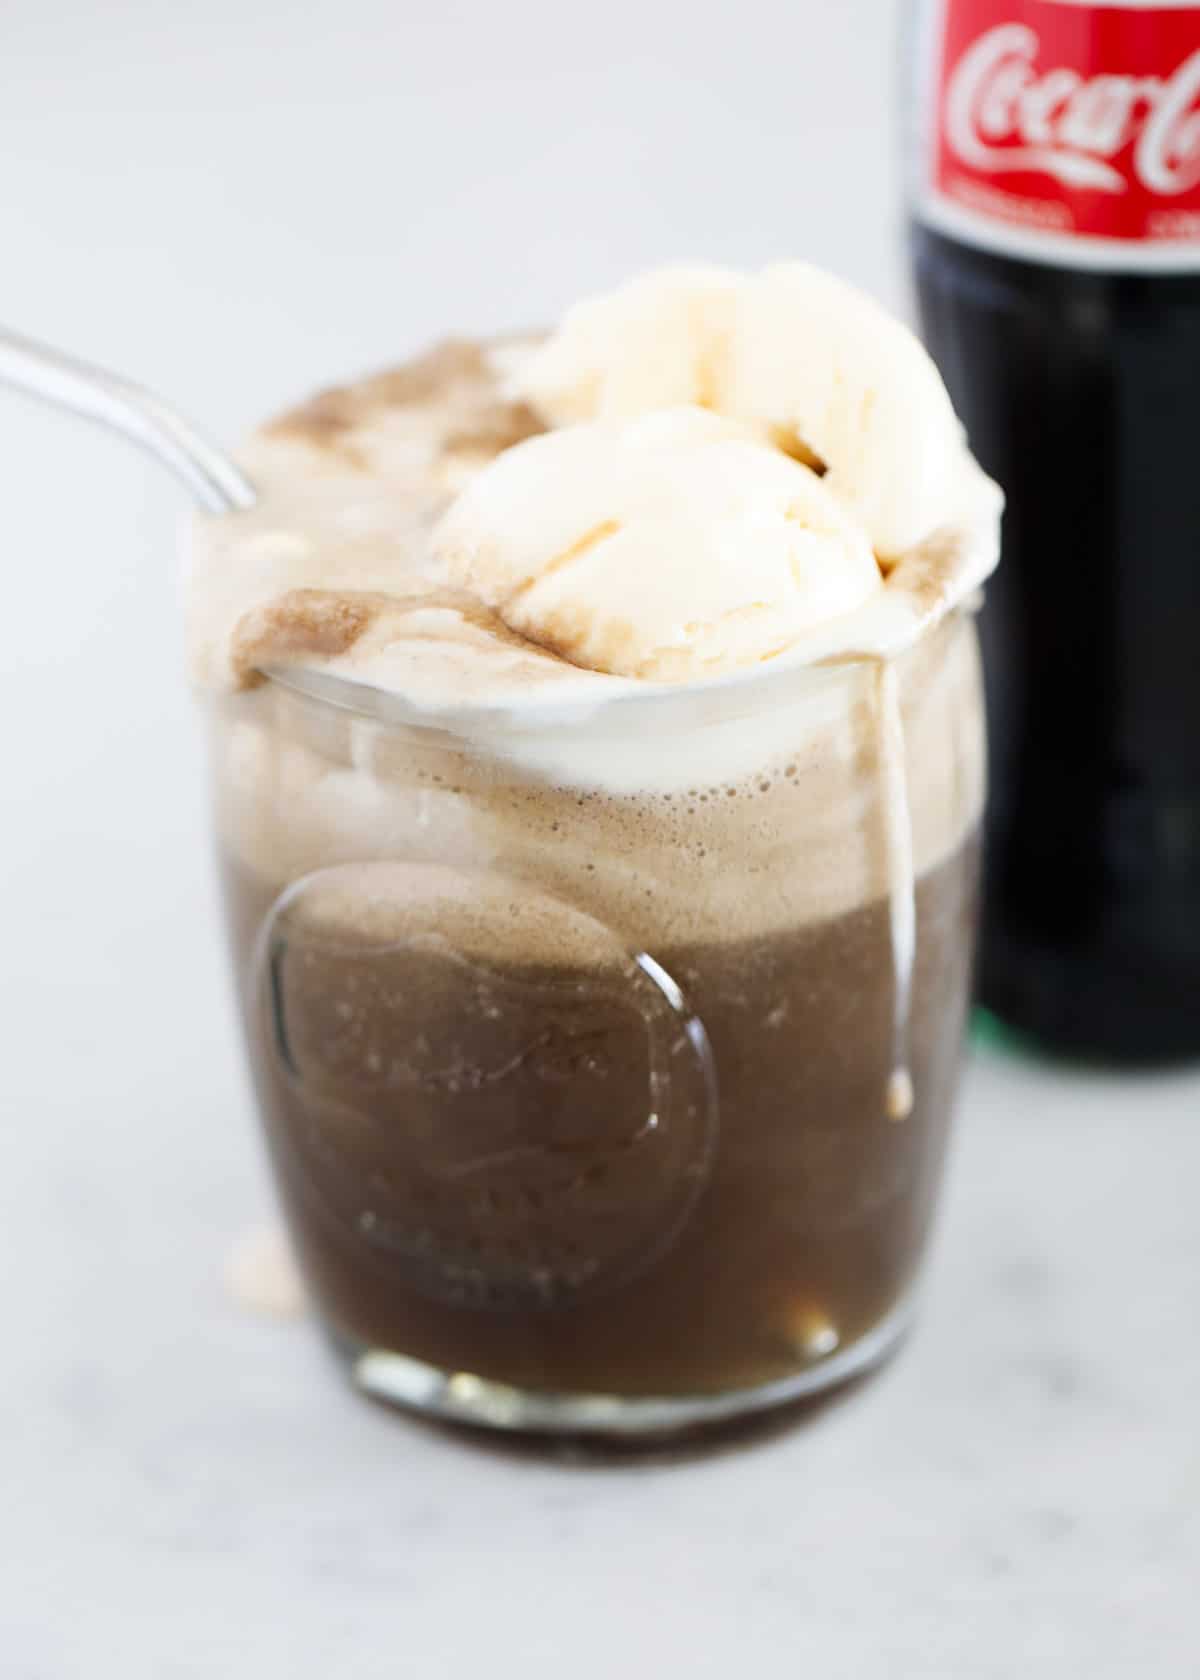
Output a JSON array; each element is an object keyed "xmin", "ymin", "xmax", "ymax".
[{"xmin": 908, "ymin": 0, "xmax": 1200, "ymax": 1061}]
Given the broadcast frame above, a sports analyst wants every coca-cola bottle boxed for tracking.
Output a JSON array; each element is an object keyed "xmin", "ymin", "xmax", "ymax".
[{"xmin": 907, "ymin": 0, "xmax": 1200, "ymax": 1062}]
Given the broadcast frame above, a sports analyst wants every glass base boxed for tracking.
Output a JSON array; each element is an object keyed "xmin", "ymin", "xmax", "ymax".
[{"xmin": 332, "ymin": 1300, "xmax": 913, "ymax": 1440}]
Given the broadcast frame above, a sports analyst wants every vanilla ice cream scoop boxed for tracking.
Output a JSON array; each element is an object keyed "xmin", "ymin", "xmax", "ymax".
[
  {"xmin": 432, "ymin": 407, "xmax": 883, "ymax": 681},
  {"xmin": 516, "ymin": 263, "xmax": 969, "ymax": 558},
  {"xmin": 516, "ymin": 266, "xmax": 740, "ymax": 423}
]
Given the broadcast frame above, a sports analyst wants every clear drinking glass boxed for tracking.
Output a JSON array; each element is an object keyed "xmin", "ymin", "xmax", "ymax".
[{"xmin": 210, "ymin": 609, "xmax": 984, "ymax": 1436}]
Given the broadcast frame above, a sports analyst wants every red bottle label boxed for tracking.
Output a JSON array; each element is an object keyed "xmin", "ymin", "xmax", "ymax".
[{"xmin": 917, "ymin": 0, "xmax": 1200, "ymax": 266}]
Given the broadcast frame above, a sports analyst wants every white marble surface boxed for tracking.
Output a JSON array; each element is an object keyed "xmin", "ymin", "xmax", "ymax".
[
  {"xmin": 7, "ymin": 1042, "xmax": 1200, "ymax": 1677},
  {"xmin": 3, "ymin": 2, "xmax": 1199, "ymax": 1673}
]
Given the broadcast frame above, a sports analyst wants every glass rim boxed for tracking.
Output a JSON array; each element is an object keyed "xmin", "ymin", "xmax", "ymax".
[
  {"xmin": 250, "ymin": 604, "xmax": 975, "ymax": 742},
  {"xmin": 258, "ymin": 644, "xmax": 883, "ymax": 742}
]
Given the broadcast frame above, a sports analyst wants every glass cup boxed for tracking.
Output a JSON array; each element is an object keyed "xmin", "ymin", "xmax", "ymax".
[{"xmin": 209, "ymin": 609, "xmax": 984, "ymax": 1437}]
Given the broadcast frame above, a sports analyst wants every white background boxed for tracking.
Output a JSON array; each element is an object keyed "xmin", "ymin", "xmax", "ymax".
[{"xmin": 2, "ymin": 3, "xmax": 1198, "ymax": 1676}]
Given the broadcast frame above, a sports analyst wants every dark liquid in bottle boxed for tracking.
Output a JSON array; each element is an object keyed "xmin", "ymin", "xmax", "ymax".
[{"xmin": 913, "ymin": 224, "xmax": 1200, "ymax": 1061}]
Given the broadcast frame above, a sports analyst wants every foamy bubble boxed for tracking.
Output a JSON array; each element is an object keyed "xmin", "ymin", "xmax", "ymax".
[{"xmin": 212, "ymin": 613, "xmax": 986, "ymax": 955}]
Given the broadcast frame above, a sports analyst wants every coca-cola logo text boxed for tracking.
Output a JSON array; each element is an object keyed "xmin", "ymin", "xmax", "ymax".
[{"xmin": 945, "ymin": 22, "xmax": 1200, "ymax": 197}]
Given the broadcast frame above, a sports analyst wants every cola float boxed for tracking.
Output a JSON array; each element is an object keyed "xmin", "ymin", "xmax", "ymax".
[
  {"xmin": 908, "ymin": 0, "xmax": 1200, "ymax": 1061},
  {"xmin": 193, "ymin": 266, "xmax": 1000, "ymax": 1431}
]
